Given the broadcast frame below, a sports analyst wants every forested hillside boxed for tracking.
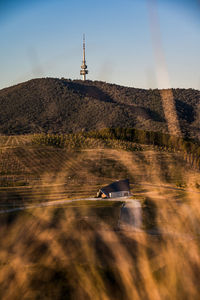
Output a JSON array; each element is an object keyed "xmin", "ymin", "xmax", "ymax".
[{"xmin": 0, "ymin": 78, "xmax": 199, "ymax": 140}]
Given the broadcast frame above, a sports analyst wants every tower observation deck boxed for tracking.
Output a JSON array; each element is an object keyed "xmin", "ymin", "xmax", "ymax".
[{"xmin": 80, "ymin": 34, "xmax": 88, "ymax": 80}]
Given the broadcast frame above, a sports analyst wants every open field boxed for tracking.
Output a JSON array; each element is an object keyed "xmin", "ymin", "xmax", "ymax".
[
  {"xmin": 0, "ymin": 135, "xmax": 200, "ymax": 299},
  {"xmin": 0, "ymin": 134, "xmax": 199, "ymax": 203}
]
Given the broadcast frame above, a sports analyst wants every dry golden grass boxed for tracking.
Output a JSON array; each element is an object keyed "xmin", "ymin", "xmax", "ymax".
[
  {"xmin": 0, "ymin": 191, "xmax": 200, "ymax": 299},
  {"xmin": 0, "ymin": 142, "xmax": 200, "ymax": 299}
]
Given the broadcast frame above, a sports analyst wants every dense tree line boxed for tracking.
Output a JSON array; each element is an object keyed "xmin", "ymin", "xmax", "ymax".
[
  {"xmin": 32, "ymin": 128, "xmax": 200, "ymax": 169},
  {"xmin": 87, "ymin": 128, "xmax": 200, "ymax": 154}
]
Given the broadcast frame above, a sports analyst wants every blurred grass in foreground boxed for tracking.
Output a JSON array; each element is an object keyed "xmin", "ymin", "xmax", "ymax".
[
  {"xmin": 0, "ymin": 132, "xmax": 200, "ymax": 299},
  {"xmin": 0, "ymin": 186, "xmax": 200, "ymax": 299}
]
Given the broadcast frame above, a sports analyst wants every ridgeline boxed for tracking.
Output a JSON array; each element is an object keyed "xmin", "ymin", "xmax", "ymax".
[{"xmin": 0, "ymin": 78, "xmax": 199, "ymax": 140}]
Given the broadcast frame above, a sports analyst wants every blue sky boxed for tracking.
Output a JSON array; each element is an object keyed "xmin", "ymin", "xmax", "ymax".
[{"xmin": 0, "ymin": 0, "xmax": 200, "ymax": 90}]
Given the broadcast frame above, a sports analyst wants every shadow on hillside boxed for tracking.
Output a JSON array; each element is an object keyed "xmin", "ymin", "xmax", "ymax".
[
  {"xmin": 174, "ymin": 99, "xmax": 195, "ymax": 138},
  {"xmin": 63, "ymin": 81, "xmax": 116, "ymax": 104},
  {"xmin": 175, "ymin": 100, "xmax": 195, "ymax": 124},
  {"xmin": 64, "ymin": 81, "xmax": 165, "ymax": 123}
]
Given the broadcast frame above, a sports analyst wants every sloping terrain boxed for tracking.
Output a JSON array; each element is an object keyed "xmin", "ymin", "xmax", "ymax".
[
  {"xmin": 0, "ymin": 142, "xmax": 200, "ymax": 300},
  {"xmin": 0, "ymin": 78, "xmax": 199, "ymax": 139},
  {"xmin": 0, "ymin": 135, "xmax": 199, "ymax": 203}
]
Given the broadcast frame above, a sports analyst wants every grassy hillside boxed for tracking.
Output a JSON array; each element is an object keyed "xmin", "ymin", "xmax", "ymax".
[
  {"xmin": 0, "ymin": 78, "xmax": 199, "ymax": 140},
  {"xmin": 0, "ymin": 134, "xmax": 200, "ymax": 299},
  {"xmin": 0, "ymin": 155, "xmax": 200, "ymax": 299},
  {"xmin": 0, "ymin": 133, "xmax": 199, "ymax": 204}
]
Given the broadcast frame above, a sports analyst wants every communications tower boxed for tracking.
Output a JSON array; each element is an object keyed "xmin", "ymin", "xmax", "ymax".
[{"xmin": 80, "ymin": 34, "xmax": 88, "ymax": 80}]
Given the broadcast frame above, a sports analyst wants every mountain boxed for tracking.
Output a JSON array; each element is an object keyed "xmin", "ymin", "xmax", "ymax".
[{"xmin": 0, "ymin": 78, "xmax": 199, "ymax": 140}]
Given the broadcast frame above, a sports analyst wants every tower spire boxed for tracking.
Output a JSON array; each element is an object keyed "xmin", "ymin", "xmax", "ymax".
[{"xmin": 80, "ymin": 34, "xmax": 88, "ymax": 80}]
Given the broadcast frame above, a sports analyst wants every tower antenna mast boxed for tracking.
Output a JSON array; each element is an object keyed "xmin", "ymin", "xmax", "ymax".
[{"xmin": 80, "ymin": 34, "xmax": 88, "ymax": 80}]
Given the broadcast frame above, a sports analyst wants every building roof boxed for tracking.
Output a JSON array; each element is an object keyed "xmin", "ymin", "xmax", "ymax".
[{"xmin": 100, "ymin": 179, "xmax": 130, "ymax": 197}]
